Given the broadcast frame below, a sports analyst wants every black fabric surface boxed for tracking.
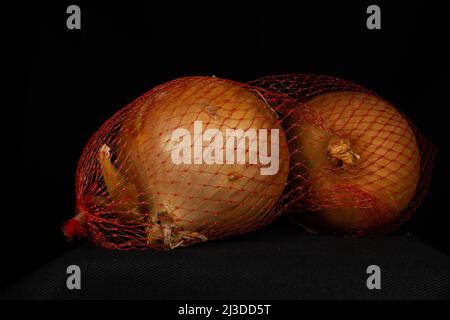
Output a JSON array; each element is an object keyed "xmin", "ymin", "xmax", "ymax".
[{"xmin": 2, "ymin": 221, "xmax": 450, "ymax": 300}]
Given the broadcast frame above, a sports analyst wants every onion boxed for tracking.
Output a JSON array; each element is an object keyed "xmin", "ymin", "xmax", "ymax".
[
  {"xmin": 287, "ymin": 91, "xmax": 420, "ymax": 234},
  {"xmin": 114, "ymin": 76, "xmax": 289, "ymax": 248}
]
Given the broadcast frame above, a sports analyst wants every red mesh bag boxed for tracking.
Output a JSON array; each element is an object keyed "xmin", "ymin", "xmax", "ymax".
[
  {"xmin": 247, "ymin": 74, "xmax": 436, "ymax": 236},
  {"xmin": 63, "ymin": 76, "xmax": 290, "ymax": 250},
  {"xmin": 63, "ymin": 74, "xmax": 435, "ymax": 249}
]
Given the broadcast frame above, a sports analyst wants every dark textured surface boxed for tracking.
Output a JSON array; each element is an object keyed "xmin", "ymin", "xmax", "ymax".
[{"xmin": 2, "ymin": 221, "xmax": 450, "ymax": 300}]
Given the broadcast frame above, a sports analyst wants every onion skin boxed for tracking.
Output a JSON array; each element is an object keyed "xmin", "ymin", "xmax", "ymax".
[
  {"xmin": 288, "ymin": 91, "xmax": 420, "ymax": 234},
  {"xmin": 98, "ymin": 144, "xmax": 141, "ymax": 218},
  {"xmin": 119, "ymin": 76, "xmax": 289, "ymax": 248}
]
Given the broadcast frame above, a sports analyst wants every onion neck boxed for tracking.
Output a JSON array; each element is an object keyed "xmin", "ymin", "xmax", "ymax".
[{"xmin": 326, "ymin": 138, "xmax": 360, "ymax": 168}]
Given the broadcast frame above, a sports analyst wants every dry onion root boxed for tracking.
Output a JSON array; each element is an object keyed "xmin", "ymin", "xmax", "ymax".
[{"xmin": 63, "ymin": 76, "xmax": 289, "ymax": 249}]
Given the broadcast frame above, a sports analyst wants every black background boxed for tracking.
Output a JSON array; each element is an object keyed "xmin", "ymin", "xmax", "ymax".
[{"xmin": 9, "ymin": 1, "xmax": 449, "ymax": 289}]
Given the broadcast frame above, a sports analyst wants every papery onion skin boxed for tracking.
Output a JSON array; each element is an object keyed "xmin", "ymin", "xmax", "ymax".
[{"xmin": 288, "ymin": 91, "xmax": 420, "ymax": 234}]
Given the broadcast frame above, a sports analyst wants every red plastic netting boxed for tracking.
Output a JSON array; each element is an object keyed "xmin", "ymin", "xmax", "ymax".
[
  {"xmin": 247, "ymin": 74, "xmax": 436, "ymax": 236},
  {"xmin": 63, "ymin": 74, "xmax": 435, "ymax": 249}
]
